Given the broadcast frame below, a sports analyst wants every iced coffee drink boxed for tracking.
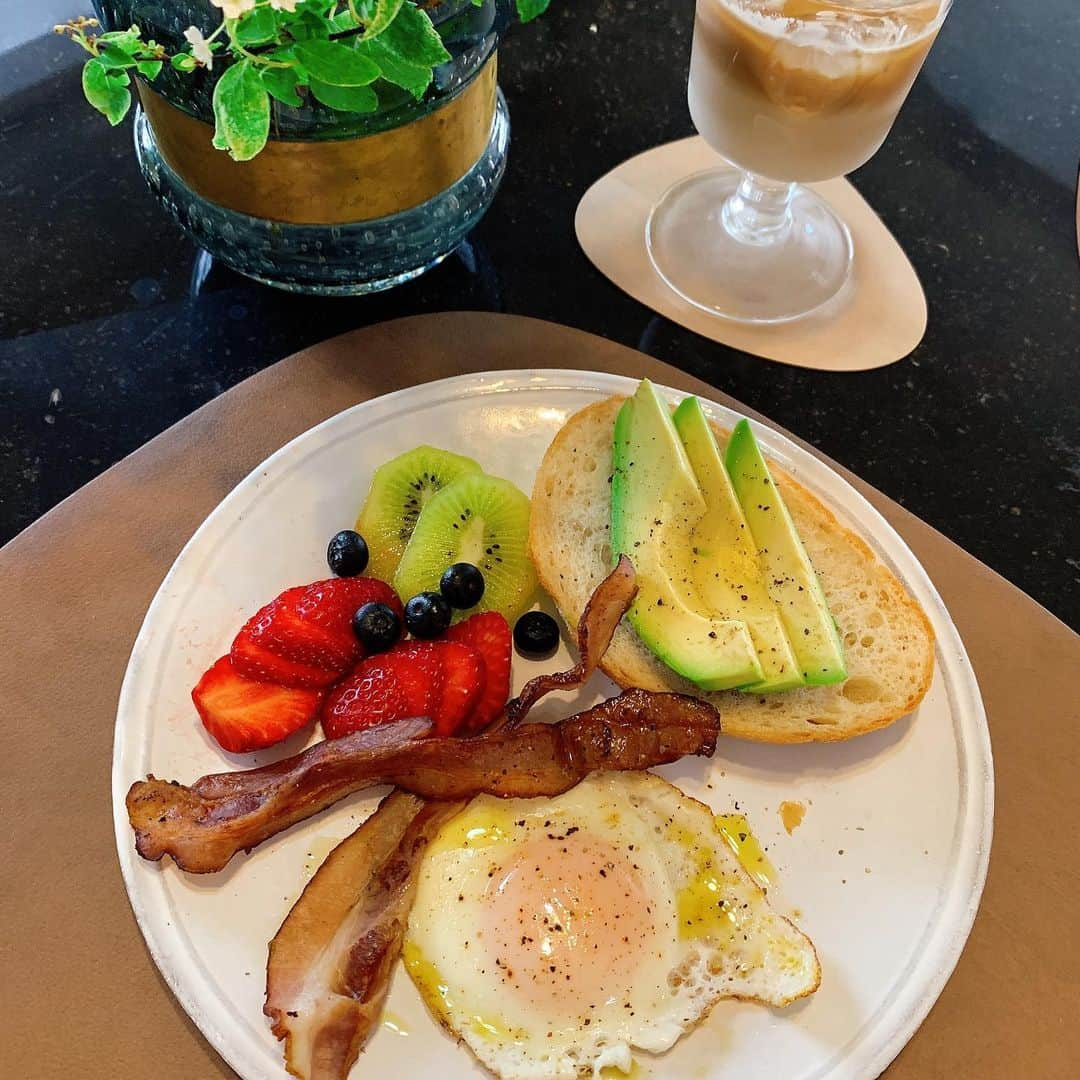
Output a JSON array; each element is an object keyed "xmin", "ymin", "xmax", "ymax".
[
  {"xmin": 646, "ymin": 0, "xmax": 950, "ymax": 323},
  {"xmin": 688, "ymin": 0, "xmax": 947, "ymax": 182}
]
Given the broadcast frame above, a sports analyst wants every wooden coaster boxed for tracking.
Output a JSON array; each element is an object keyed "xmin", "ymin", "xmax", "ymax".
[{"xmin": 576, "ymin": 136, "xmax": 927, "ymax": 372}]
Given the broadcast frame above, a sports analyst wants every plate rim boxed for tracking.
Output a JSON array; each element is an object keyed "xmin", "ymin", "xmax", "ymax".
[{"xmin": 112, "ymin": 368, "xmax": 994, "ymax": 1080}]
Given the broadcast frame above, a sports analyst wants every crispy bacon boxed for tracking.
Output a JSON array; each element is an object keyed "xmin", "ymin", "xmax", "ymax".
[
  {"xmin": 264, "ymin": 791, "xmax": 465, "ymax": 1080},
  {"xmin": 127, "ymin": 716, "xmax": 431, "ymax": 873},
  {"xmin": 504, "ymin": 554, "xmax": 638, "ymax": 727},
  {"xmin": 127, "ymin": 690, "xmax": 719, "ymax": 873}
]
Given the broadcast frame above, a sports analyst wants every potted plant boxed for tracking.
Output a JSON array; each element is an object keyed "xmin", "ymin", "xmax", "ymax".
[{"xmin": 59, "ymin": 1, "xmax": 548, "ymax": 294}]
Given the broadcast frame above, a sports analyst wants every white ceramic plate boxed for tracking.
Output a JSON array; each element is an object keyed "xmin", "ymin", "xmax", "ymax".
[{"xmin": 113, "ymin": 371, "xmax": 993, "ymax": 1080}]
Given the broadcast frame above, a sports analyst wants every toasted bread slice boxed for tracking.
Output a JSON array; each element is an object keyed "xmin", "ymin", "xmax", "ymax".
[{"xmin": 528, "ymin": 397, "xmax": 935, "ymax": 743}]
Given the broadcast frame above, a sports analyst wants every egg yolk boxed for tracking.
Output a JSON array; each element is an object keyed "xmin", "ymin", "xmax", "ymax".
[{"xmin": 480, "ymin": 830, "xmax": 658, "ymax": 1013}]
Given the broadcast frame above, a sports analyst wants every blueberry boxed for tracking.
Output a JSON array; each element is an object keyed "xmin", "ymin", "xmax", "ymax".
[
  {"xmin": 514, "ymin": 611, "xmax": 560, "ymax": 659},
  {"xmin": 352, "ymin": 601, "xmax": 401, "ymax": 653},
  {"xmin": 404, "ymin": 591, "xmax": 452, "ymax": 639},
  {"xmin": 327, "ymin": 530, "xmax": 369, "ymax": 576},
  {"xmin": 440, "ymin": 562, "xmax": 485, "ymax": 610}
]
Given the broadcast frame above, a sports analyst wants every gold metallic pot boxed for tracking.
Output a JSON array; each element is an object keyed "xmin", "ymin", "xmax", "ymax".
[{"xmin": 138, "ymin": 57, "xmax": 498, "ymax": 227}]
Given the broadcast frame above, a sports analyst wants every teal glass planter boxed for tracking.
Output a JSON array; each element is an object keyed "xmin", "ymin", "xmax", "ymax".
[{"xmin": 92, "ymin": 1, "xmax": 513, "ymax": 294}]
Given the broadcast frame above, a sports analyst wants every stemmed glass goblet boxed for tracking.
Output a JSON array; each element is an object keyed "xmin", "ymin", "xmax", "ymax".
[{"xmin": 647, "ymin": 0, "xmax": 952, "ymax": 324}]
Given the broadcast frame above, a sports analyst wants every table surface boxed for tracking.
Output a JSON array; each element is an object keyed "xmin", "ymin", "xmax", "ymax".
[
  {"xmin": 3, "ymin": 314, "xmax": 1077, "ymax": 1080},
  {"xmin": 1, "ymin": 1, "xmax": 1077, "ymax": 628}
]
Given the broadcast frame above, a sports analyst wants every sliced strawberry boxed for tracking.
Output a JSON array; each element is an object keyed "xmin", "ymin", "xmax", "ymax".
[
  {"xmin": 446, "ymin": 612, "xmax": 512, "ymax": 732},
  {"xmin": 251, "ymin": 586, "xmax": 356, "ymax": 669},
  {"xmin": 230, "ymin": 631, "xmax": 342, "ymax": 689},
  {"xmin": 432, "ymin": 641, "xmax": 483, "ymax": 737},
  {"xmin": 319, "ymin": 639, "xmax": 482, "ymax": 740},
  {"xmin": 392, "ymin": 642, "xmax": 444, "ymax": 717},
  {"xmin": 321, "ymin": 655, "xmax": 414, "ymax": 740},
  {"xmin": 291, "ymin": 577, "xmax": 403, "ymax": 652},
  {"xmin": 232, "ymin": 578, "xmax": 403, "ymax": 687},
  {"xmin": 192, "ymin": 655, "xmax": 322, "ymax": 754}
]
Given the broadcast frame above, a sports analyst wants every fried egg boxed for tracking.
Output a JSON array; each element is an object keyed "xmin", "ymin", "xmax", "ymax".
[{"xmin": 403, "ymin": 772, "xmax": 819, "ymax": 1079}]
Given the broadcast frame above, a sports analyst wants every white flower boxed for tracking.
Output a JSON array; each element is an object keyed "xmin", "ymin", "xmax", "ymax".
[
  {"xmin": 211, "ymin": 0, "xmax": 257, "ymax": 18},
  {"xmin": 269, "ymin": 0, "xmax": 299, "ymax": 11},
  {"xmin": 184, "ymin": 26, "xmax": 214, "ymax": 69}
]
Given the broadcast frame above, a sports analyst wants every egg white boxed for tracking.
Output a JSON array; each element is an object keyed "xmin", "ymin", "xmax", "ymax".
[{"xmin": 403, "ymin": 772, "xmax": 820, "ymax": 1079}]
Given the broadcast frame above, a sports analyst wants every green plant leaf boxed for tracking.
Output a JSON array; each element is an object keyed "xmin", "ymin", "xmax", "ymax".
[
  {"xmin": 97, "ymin": 43, "xmax": 137, "ymax": 70},
  {"xmin": 234, "ymin": 7, "xmax": 279, "ymax": 46},
  {"xmin": 261, "ymin": 66, "xmax": 303, "ymax": 107},
  {"xmin": 267, "ymin": 47, "xmax": 311, "ymax": 84},
  {"xmin": 516, "ymin": 0, "xmax": 550, "ymax": 21},
  {"xmin": 288, "ymin": 10, "xmax": 336, "ymax": 40},
  {"xmin": 308, "ymin": 79, "xmax": 379, "ymax": 113},
  {"xmin": 357, "ymin": 38, "xmax": 431, "ymax": 99},
  {"xmin": 82, "ymin": 58, "xmax": 131, "ymax": 125},
  {"xmin": 294, "ymin": 40, "xmax": 380, "ymax": 86},
  {"xmin": 212, "ymin": 59, "xmax": 270, "ymax": 162},
  {"xmin": 356, "ymin": 0, "xmax": 407, "ymax": 40},
  {"xmin": 97, "ymin": 26, "xmax": 142, "ymax": 51},
  {"xmin": 135, "ymin": 59, "xmax": 164, "ymax": 80},
  {"xmin": 378, "ymin": 3, "xmax": 451, "ymax": 67},
  {"xmin": 171, "ymin": 53, "xmax": 199, "ymax": 72},
  {"xmin": 330, "ymin": 10, "xmax": 360, "ymax": 32}
]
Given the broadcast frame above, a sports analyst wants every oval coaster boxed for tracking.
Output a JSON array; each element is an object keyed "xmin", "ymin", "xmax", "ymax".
[{"xmin": 576, "ymin": 136, "xmax": 927, "ymax": 372}]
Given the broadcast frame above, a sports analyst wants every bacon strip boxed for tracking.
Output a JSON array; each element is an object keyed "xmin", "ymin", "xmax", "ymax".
[
  {"xmin": 264, "ymin": 791, "xmax": 465, "ymax": 1080},
  {"xmin": 504, "ymin": 554, "xmax": 637, "ymax": 727},
  {"xmin": 127, "ymin": 690, "xmax": 719, "ymax": 873},
  {"xmin": 127, "ymin": 716, "xmax": 431, "ymax": 873}
]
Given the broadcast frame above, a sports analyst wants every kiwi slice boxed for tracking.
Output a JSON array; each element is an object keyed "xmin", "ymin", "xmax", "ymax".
[
  {"xmin": 355, "ymin": 446, "xmax": 482, "ymax": 583},
  {"xmin": 393, "ymin": 473, "xmax": 538, "ymax": 623}
]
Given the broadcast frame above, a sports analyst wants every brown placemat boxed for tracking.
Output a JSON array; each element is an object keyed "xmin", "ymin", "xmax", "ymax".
[{"xmin": 2, "ymin": 314, "xmax": 1076, "ymax": 1079}]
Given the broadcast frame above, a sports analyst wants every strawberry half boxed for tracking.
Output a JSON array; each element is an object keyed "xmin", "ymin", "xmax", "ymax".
[
  {"xmin": 321, "ymin": 653, "xmax": 416, "ymax": 740},
  {"xmin": 192, "ymin": 656, "xmax": 323, "ymax": 754},
  {"xmin": 320, "ymin": 640, "xmax": 483, "ymax": 740},
  {"xmin": 231, "ymin": 578, "xmax": 403, "ymax": 688},
  {"xmin": 292, "ymin": 577, "xmax": 403, "ymax": 651},
  {"xmin": 391, "ymin": 642, "xmax": 444, "ymax": 717},
  {"xmin": 432, "ymin": 641, "xmax": 484, "ymax": 737},
  {"xmin": 230, "ymin": 631, "xmax": 342, "ymax": 689},
  {"xmin": 446, "ymin": 612, "xmax": 512, "ymax": 732},
  {"xmin": 246, "ymin": 586, "xmax": 354, "ymax": 670}
]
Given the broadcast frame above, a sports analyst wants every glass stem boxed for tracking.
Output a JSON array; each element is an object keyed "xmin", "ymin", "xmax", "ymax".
[{"xmin": 721, "ymin": 171, "xmax": 796, "ymax": 246}]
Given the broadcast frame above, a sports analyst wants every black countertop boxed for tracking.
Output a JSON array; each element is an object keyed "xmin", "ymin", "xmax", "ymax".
[{"xmin": 1, "ymin": 1, "xmax": 1077, "ymax": 629}]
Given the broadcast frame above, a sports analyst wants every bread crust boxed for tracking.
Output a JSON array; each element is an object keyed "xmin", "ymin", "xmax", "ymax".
[{"xmin": 528, "ymin": 397, "xmax": 935, "ymax": 744}]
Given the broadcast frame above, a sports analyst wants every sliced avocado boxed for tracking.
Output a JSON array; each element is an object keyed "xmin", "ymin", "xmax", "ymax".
[
  {"xmin": 724, "ymin": 419, "xmax": 847, "ymax": 686},
  {"xmin": 672, "ymin": 398, "xmax": 805, "ymax": 693},
  {"xmin": 611, "ymin": 381, "xmax": 762, "ymax": 691}
]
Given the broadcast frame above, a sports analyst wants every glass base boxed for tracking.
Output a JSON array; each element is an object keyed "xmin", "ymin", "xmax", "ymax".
[
  {"xmin": 134, "ymin": 91, "xmax": 509, "ymax": 296},
  {"xmin": 646, "ymin": 167, "xmax": 853, "ymax": 324},
  {"xmin": 242, "ymin": 251, "xmax": 451, "ymax": 297}
]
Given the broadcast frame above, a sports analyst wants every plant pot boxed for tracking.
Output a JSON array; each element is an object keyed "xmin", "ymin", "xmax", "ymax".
[{"xmin": 93, "ymin": 1, "xmax": 512, "ymax": 294}]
